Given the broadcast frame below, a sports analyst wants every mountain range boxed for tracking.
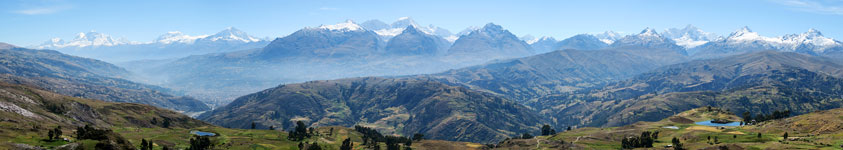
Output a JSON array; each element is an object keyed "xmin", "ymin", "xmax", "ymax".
[
  {"xmin": 131, "ymin": 20, "xmax": 536, "ymax": 106},
  {"xmin": 106, "ymin": 20, "xmax": 843, "ymax": 109},
  {"xmin": 33, "ymin": 27, "xmax": 269, "ymax": 63},
  {"xmin": 531, "ymin": 51, "xmax": 843, "ymax": 127},
  {"xmin": 692, "ymin": 27, "xmax": 843, "ymax": 58}
]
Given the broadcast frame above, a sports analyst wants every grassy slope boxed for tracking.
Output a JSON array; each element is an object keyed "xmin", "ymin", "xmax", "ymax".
[{"xmin": 537, "ymin": 107, "xmax": 843, "ymax": 149}]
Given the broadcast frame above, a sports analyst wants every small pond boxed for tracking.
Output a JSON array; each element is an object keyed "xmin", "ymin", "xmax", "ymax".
[
  {"xmin": 694, "ymin": 120, "xmax": 741, "ymax": 127},
  {"xmin": 190, "ymin": 130, "xmax": 216, "ymax": 136},
  {"xmin": 662, "ymin": 126, "xmax": 679, "ymax": 129}
]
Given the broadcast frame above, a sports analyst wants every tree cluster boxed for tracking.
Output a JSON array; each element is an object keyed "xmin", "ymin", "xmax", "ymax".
[
  {"xmin": 76, "ymin": 125, "xmax": 110, "ymax": 140},
  {"xmin": 140, "ymin": 139, "xmax": 154, "ymax": 150},
  {"xmin": 188, "ymin": 136, "xmax": 213, "ymax": 150},
  {"xmin": 411, "ymin": 133, "xmax": 424, "ymax": 141},
  {"xmin": 47, "ymin": 126, "xmax": 62, "ymax": 141},
  {"xmin": 340, "ymin": 138, "xmax": 353, "ymax": 150},
  {"xmin": 621, "ymin": 131, "xmax": 658, "ymax": 149},
  {"xmin": 151, "ymin": 117, "xmax": 172, "ymax": 128},
  {"xmin": 671, "ymin": 137, "xmax": 684, "ymax": 150},
  {"xmin": 307, "ymin": 142, "xmax": 322, "ymax": 150},
  {"xmin": 520, "ymin": 133, "xmax": 534, "ymax": 139},
  {"xmin": 355, "ymin": 125, "xmax": 385, "ymax": 144},
  {"xmin": 742, "ymin": 110, "xmax": 791, "ymax": 125},
  {"xmin": 354, "ymin": 126, "xmax": 412, "ymax": 150},
  {"xmin": 287, "ymin": 121, "xmax": 311, "ymax": 141},
  {"xmin": 540, "ymin": 124, "xmax": 557, "ymax": 136},
  {"xmin": 46, "ymin": 102, "xmax": 66, "ymax": 114}
]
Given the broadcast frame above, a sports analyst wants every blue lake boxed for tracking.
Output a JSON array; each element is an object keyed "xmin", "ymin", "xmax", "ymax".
[
  {"xmin": 190, "ymin": 130, "xmax": 216, "ymax": 136},
  {"xmin": 694, "ymin": 120, "xmax": 741, "ymax": 127}
]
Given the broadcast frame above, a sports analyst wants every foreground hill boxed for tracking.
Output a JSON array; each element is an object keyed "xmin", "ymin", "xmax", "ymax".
[
  {"xmin": 0, "ymin": 43, "xmax": 209, "ymax": 112},
  {"xmin": 532, "ymin": 51, "xmax": 843, "ymax": 128},
  {"xmin": 495, "ymin": 107, "xmax": 843, "ymax": 149},
  {"xmin": 198, "ymin": 77, "xmax": 546, "ymax": 143},
  {"xmin": 0, "ymin": 81, "xmax": 208, "ymax": 149}
]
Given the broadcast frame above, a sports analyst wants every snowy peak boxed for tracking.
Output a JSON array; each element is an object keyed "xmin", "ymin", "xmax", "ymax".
[
  {"xmin": 728, "ymin": 26, "xmax": 756, "ymax": 39},
  {"xmin": 663, "ymin": 24, "xmax": 720, "ymax": 48},
  {"xmin": 205, "ymin": 27, "xmax": 261, "ymax": 42},
  {"xmin": 366, "ymin": 17, "xmax": 453, "ymax": 41},
  {"xmin": 318, "ymin": 20, "xmax": 364, "ymax": 31},
  {"xmin": 662, "ymin": 24, "xmax": 719, "ymax": 40},
  {"xmin": 805, "ymin": 28, "xmax": 822, "ymax": 36},
  {"xmin": 781, "ymin": 29, "xmax": 842, "ymax": 53},
  {"xmin": 710, "ymin": 27, "xmax": 843, "ymax": 54},
  {"xmin": 639, "ymin": 28, "xmax": 660, "ymax": 36},
  {"xmin": 610, "ymin": 27, "xmax": 683, "ymax": 51},
  {"xmin": 724, "ymin": 26, "xmax": 780, "ymax": 44},
  {"xmin": 157, "ymin": 27, "xmax": 262, "ymax": 44},
  {"xmin": 156, "ymin": 31, "xmax": 208, "ymax": 44},
  {"xmin": 737, "ymin": 26, "xmax": 752, "ymax": 33},
  {"xmin": 35, "ymin": 27, "xmax": 264, "ymax": 49},
  {"xmin": 36, "ymin": 31, "xmax": 129, "ymax": 49},
  {"xmin": 592, "ymin": 31, "xmax": 623, "ymax": 44},
  {"xmin": 639, "ymin": 28, "xmax": 660, "ymax": 37},
  {"xmin": 390, "ymin": 17, "xmax": 419, "ymax": 28},
  {"xmin": 536, "ymin": 36, "xmax": 556, "ymax": 43},
  {"xmin": 520, "ymin": 35, "xmax": 538, "ymax": 44},
  {"xmin": 402, "ymin": 25, "xmax": 422, "ymax": 34}
]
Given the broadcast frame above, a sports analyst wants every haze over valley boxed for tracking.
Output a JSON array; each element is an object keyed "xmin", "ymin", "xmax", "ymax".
[{"xmin": 3, "ymin": 0, "xmax": 843, "ymax": 149}]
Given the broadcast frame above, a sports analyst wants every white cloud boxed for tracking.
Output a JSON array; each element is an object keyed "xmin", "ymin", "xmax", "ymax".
[
  {"xmin": 773, "ymin": 0, "xmax": 843, "ymax": 15},
  {"xmin": 13, "ymin": 5, "xmax": 72, "ymax": 15}
]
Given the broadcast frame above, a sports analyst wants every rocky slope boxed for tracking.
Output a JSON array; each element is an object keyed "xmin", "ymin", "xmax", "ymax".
[
  {"xmin": 531, "ymin": 51, "xmax": 843, "ymax": 128},
  {"xmin": 0, "ymin": 81, "xmax": 209, "ymax": 149},
  {"xmin": 198, "ymin": 77, "xmax": 545, "ymax": 143}
]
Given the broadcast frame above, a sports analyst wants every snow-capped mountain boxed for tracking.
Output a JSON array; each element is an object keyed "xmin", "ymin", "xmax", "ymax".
[
  {"xmin": 32, "ymin": 28, "xmax": 269, "ymax": 62},
  {"xmin": 721, "ymin": 26, "xmax": 782, "ymax": 47},
  {"xmin": 693, "ymin": 27, "xmax": 843, "ymax": 58},
  {"xmin": 528, "ymin": 36, "xmax": 558, "ymax": 54},
  {"xmin": 611, "ymin": 28, "xmax": 683, "ymax": 51},
  {"xmin": 258, "ymin": 20, "xmax": 380, "ymax": 58},
  {"xmin": 317, "ymin": 20, "xmax": 364, "ymax": 31},
  {"xmin": 447, "ymin": 23, "xmax": 534, "ymax": 57},
  {"xmin": 520, "ymin": 35, "xmax": 541, "ymax": 44},
  {"xmin": 36, "ymin": 31, "xmax": 130, "ymax": 49},
  {"xmin": 360, "ymin": 17, "xmax": 455, "ymax": 42},
  {"xmin": 592, "ymin": 31, "xmax": 623, "ymax": 45},
  {"xmin": 608, "ymin": 28, "xmax": 688, "ymax": 64},
  {"xmin": 662, "ymin": 25, "xmax": 721, "ymax": 49},
  {"xmin": 554, "ymin": 34, "xmax": 608, "ymax": 51},
  {"xmin": 780, "ymin": 28, "xmax": 842, "ymax": 54},
  {"xmin": 155, "ymin": 31, "xmax": 208, "ymax": 44},
  {"xmin": 200, "ymin": 27, "xmax": 263, "ymax": 43},
  {"xmin": 384, "ymin": 25, "xmax": 450, "ymax": 56}
]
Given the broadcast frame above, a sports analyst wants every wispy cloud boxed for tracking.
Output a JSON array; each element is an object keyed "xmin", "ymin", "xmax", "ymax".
[
  {"xmin": 773, "ymin": 0, "xmax": 843, "ymax": 15},
  {"xmin": 14, "ymin": 6, "xmax": 67, "ymax": 15}
]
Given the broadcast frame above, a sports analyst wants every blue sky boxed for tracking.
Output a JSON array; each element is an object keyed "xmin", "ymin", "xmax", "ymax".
[{"xmin": 2, "ymin": 0, "xmax": 842, "ymax": 46}]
